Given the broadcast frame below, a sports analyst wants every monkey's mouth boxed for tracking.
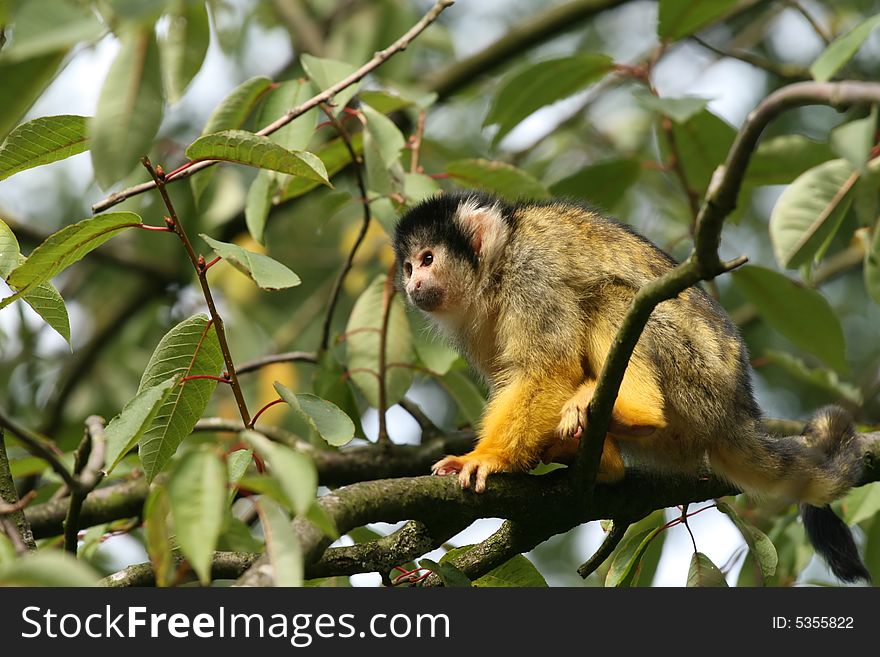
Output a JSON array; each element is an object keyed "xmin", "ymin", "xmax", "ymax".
[{"xmin": 410, "ymin": 287, "xmax": 444, "ymax": 312}]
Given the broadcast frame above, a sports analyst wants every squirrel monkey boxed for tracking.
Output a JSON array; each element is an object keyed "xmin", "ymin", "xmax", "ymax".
[{"xmin": 392, "ymin": 191, "xmax": 871, "ymax": 583}]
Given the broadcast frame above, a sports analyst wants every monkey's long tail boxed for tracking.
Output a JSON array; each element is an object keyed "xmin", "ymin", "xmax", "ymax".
[
  {"xmin": 798, "ymin": 407, "xmax": 870, "ymax": 583},
  {"xmin": 711, "ymin": 406, "xmax": 871, "ymax": 583}
]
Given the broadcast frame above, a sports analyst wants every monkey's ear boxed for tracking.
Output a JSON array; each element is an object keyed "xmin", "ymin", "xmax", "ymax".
[{"xmin": 453, "ymin": 198, "xmax": 509, "ymax": 267}]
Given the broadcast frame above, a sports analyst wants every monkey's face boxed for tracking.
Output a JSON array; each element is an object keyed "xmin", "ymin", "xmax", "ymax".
[{"xmin": 399, "ymin": 244, "xmax": 466, "ymax": 315}]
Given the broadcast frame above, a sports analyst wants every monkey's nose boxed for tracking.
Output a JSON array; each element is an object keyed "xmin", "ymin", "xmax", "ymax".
[{"xmin": 415, "ymin": 280, "xmax": 422, "ymax": 289}]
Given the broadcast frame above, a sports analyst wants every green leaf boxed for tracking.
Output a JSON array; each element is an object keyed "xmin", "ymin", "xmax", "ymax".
[
  {"xmin": 143, "ymin": 486, "xmax": 175, "ymax": 587},
  {"xmin": 769, "ymin": 159, "xmax": 857, "ymax": 269},
  {"xmin": 471, "ymin": 554, "xmax": 548, "ymax": 587},
  {"xmin": 279, "ymin": 133, "xmax": 363, "ymax": 202},
  {"xmin": 438, "ymin": 366, "xmax": 486, "ymax": 426},
  {"xmin": 810, "ymin": 14, "xmax": 880, "ymax": 82},
  {"xmin": 137, "ymin": 314, "xmax": 225, "ymax": 480},
  {"xmin": 446, "ymin": 159, "xmax": 551, "ymax": 201},
  {"xmin": 687, "ymin": 552, "xmax": 728, "ymax": 587},
  {"xmin": 605, "ymin": 526, "xmax": 664, "ymax": 587},
  {"xmin": 732, "ymin": 265, "xmax": 847, "ymax": 372},
  {"xmin": 257, "ymin": 79, "xmax": 318, "ymax": 153},
  {"xmin": 831, "ymin": 107, "xmax": 878, "ymax": 173},
  {"xmin": 403, "ymin": 172, "xmax": 440, "ymax": 206},
  {"xmin": 306, "ymin": 502, "xmax": 339, "ymax": 540},
  {"xmin": 717, "ymin": 500, "xmax": 778, "ymax": 584},
  {"xmin": 241, "ymin": 430, "xmax": 317, "ymax": 516},
  {"xmin": 362, "ymin": 103, "xmax": 406, "ymax": 167},
  {"xmin": 256, "ymin": 497, "xmax": 303, "ymax": 587},
  {"xmin": 160, "ymin": 0, "xmax": 211, "ymax": 103},
  {"xmin": 90, "ymin": 26, "xmax": 164, "ymax": 188},
  {"xmin": 744, "ymin": 135, "xmax": 836, "ymax": 187},
  {"xmin": 866, "ymin": 220, "xmax": 880, "ymax": 305},
  {"xmin": 485, "ymin": 54, "xmax": 614, "ymax": 144},
  {"xmin": 187, "ymin": 130, "xmax": 330, "ymax": 185},
  {"xmin": 22, "ymin": 279, "xmax": 71, "ymax": 345},
  {"xmin": 634, "ymin": 91, "xmax": 709, "ymax": 123},
  {"xmin": 168, "ymin": 447, "xmax": 227, "ymax": 585},
  {"xmin": 549, "ymin": 158, "xmax": 641, "ymax": 210},
  {"xmin": 226, "ymin": 449, "xmax": 253, "ymax": 488},
  {"xmin": 344, "ymin": 274, "xmax": 415, "ymax": 408},
  {"xmin": 237, "ymin": 474, "xmax": 291, "ymax": 507},
  {"xmin": 190, "ymin": 76, "xmax": 273, "ymax": 203},
  {"xmin": 664, "ymin": 109, "xmax": 736, "ymax": 196},
  {"xmin": 658, "ymin": 0, "xmax": 736, "ymax": 41},
  {"xmin": 103, "ymin": 377, "xmax": 178, "ymax": 475},
  {"xmin": 201, "ymin": 76, "xmax": 274, "ymax": 136},
  {"xmin": 358, "ymin": 90, "xmax": 414, "ymax": 115},
  {"xmin": 244, "ymin": 169, "xmax": 277, "ymax": 245},
  {"xmin": 199, "ymin": 233, "xmax": 301, "ymax": 291},
  {"xmin": 840, "ymin": 483, "xmax": 880, "ymax": 526},
  {"xmin": 1, "ymin": 212, "xmax": 142, "ymax": 309},
  {"xmin": 300, "ymin": 54, "xmax": 360, "ymax": 116},
  {"xmin": 0, "ymin": 115, "xmax": 90, "ymax": 181},
  {"xmin": 763, "ymin": 350, "xmax": 862, "ymax": 405},
  {"xmin": 0, "ymin": 218, "xmax": 19, "ymax": 277},
  {"xmin": 0, "ymin": 0, "xmax": 104, "ymax": 62},
  {"xmin": 0, "ymin": 222, "xmax": 72, "ymax": 343},
  {"xmin": 419, "ymin": 558, "xmax": 471, "ymax": 587},
  {"xmin": 0, "ymin": 52, "xmax": 67, "ymax": 141},
  {"xmin": 0, "ymin": 551, "xmax": 100, "ymax": 586},
  {"xmin": 274, "ymin": 383, "xmax": 355, "ymax": 447}
]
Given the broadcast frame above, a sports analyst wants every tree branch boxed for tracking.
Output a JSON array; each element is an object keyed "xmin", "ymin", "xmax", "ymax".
[
  {"xmin": 100, "ymin": 551, "xmax": 260, "ymax": 587},
  {"xmin": 0, "ymin": 429, "xmax": 36, "ymax": 551},
  {"xmin": 62, "ymin": 415, "xmax": 106, "ymax": 553},
  {"xmin": 90, "ymin": 0, "xmax": 455, "ymax": 214},
  {"xmin": 237, "ymin": 430, "xmax": 880, "ymax": 585}
]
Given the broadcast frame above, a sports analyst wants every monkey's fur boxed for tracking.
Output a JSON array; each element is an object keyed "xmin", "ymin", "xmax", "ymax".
[{"xmin": 393, "ymin": 191, "xmax": 870, "ymax": 583}]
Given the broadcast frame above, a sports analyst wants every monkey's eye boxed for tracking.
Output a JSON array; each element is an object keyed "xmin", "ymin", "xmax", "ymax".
[
  {"xmin": 422, "ymin": 252, "xmax": 434, "ymax": 267},
  {"xmin": 404, "ymin": 262, "xmax": 413, "ymax": 277}
]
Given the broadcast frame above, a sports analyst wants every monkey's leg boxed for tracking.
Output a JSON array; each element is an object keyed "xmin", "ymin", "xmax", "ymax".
[{"xmin": 432, "ymin": 372, "xmax": 576, "ymax": 492}]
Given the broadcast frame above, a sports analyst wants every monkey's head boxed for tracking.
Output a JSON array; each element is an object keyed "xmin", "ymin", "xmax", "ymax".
[{"xmin": 392, "ymin": 192, "xmax": 513, "ymax": 318}]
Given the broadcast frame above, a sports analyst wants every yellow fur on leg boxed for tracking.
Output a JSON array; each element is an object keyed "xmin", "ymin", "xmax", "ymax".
[{"xmin": 432, "ymin": 371, "xmax": 577, "ymax": 492}]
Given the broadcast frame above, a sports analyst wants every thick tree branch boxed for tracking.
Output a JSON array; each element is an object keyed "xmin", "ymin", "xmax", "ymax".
[
  {"xmin": 100, "ymin": 551, "xmax": 260, "ymax": 587},
  {"xmin": 24, "ymin": 430, "xmax": 476, "ymax": 538},
  {"xmin": 236, "ymin": 431, "xmax": 880, "ymax": 585},
  {"xmin": 90, "ymin": 0, "xmax": 455, "ymax": 214}
]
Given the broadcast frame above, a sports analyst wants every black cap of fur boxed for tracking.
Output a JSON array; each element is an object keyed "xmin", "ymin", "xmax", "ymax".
[
  {"xmin": 801, "ymin": 504, "xmax": 871, "ymax": 583},
  {"xmin": 392, "ymin": 191, "xmax": 515, "ymax": 271}
]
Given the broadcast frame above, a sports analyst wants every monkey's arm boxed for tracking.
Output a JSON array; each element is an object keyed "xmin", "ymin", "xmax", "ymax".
[{"xmin": 433, "ymin": 368, "xmax": 579, "ymax": 492}]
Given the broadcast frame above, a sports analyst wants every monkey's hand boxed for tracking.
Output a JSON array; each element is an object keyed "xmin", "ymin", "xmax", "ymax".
[{"xmin": 432, "ymin": 453, "xmax": 508, "ymax": 493}]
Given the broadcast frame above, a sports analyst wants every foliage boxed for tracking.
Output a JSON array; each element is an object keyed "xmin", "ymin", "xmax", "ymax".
[{"xmin": 0, "ymin": 0, "xmax": 879, "ymax": 589}]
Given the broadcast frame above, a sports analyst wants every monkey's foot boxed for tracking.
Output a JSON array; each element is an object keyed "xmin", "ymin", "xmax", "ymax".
[
  {"xmin": 557, "ymin": 384, "xmax": 657, "ymax": 440},
  {"xmin": 431, "ymin": 453, "xmax": 507, "ymax": 493}
]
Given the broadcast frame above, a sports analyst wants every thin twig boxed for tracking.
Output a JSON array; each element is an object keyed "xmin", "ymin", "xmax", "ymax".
[
  {"xmin": 236, "ymin": 351, "xmax": 318, "ymax": 375},
  {"xmin": 409, "ymin": 109, "xmax": 427, "ymax": 174},
  {"xmin": 783, "ymin": 0, "xmax": 831, "ymax": 44},
  {"xmin": 577, "ymin": 520, "xmax": 630, "ymax": 578},
  {"xmin": 91, "ymin": 0, "xmax": 456, "ymax": 214},
  {"xmin": 142, "ymin": 158, "xmax": 252, "ymax": 426},
  {"xmin": 398, "ymin": 398, "xmax": 441, "ymax": 438},
  {"xmin": 63, "ymin": 415, "xmax": 106, "ymax": 554},
  {"xmin": 375, "ymin": 267, "xmax": 397, "ymax": 444},
  {"xmin": 319, "ymin": 104, "xmax": 372, "ymax": 352},
  {"xmin": 0, "ymin": 407, "xmax": 77, "ymax": 490},
  {"xmin": 690, "ymin": 36, "xmax": 811, "ymax": 81}
]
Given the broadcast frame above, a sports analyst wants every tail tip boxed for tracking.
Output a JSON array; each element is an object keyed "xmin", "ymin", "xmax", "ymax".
[{"xmin": 801, "ymin": 504, "xmax": 871, "ymax": 584}]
